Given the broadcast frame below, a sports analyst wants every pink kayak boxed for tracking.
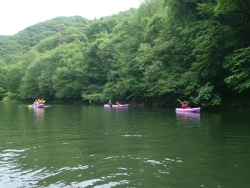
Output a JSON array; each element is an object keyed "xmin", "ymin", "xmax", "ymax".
[
  {"xmin": 104, "ymin": 104, "xmax": 129, "ymax": 108},
  {"xmin": 175, "ymin": 107, "xmax": 201, "ymax": 113}
]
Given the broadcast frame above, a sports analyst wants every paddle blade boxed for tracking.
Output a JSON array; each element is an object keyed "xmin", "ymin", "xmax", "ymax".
[
  {"xmin": 42, "ymin": 100, "xmax": 45, "ymax": 103},
  {"xmin": 177, "ymin": 99, "xmax": 182, "ymax": 104}
]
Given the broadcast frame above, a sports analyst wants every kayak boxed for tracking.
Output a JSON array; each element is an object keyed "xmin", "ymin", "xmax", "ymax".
[
  {"xmin": 175, "ymin": 107, "xmax": 201, "ymax": 113},
  {"xmin": 37, "ymin": 104, "xmax": 44, "ymax": 108},
  {"xmin": 104, "ymin": 104, "xmax": 129, "ymax": 108},
  {"xmin": 32, "ymin": 104, "xmax": 45, "ymax": 108}
]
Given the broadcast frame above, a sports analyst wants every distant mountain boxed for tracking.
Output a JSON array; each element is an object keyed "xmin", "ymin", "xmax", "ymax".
[
  {"xmin": 0, "ymin": 16, "xmax": 90, "ymax": 63},
  {"xmin": 0, "ymin": 35, "xmax": 9, "ymax": 39}
]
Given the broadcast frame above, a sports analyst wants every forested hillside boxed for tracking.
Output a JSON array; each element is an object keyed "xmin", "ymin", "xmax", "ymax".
[{"xmin": 0, "ymin": 0, "xmax": 249, "ymax": 108}]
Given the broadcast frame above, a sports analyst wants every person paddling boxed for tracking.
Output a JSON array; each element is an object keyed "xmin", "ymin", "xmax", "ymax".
[
  {"xmin": 108, "ymin": 100, "xmax": 112, "ymax": 107},
  {"xmin": 116, "ymin": 101, "xmax": 120, "ymax": 106},
  {"xmin": 182, "ymin": 101, "xmax": 190, "ymax": 109},
  {"xmin": 33, "ymin": 99, "xmax": 38, "ymax": 106},
  {"xmin": 37, "ymin": 99, "xmax": 42, "ymax": 105}
]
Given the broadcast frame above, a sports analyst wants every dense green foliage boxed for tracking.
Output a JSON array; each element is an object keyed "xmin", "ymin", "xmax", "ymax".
[{"xmin": 0, "ymin": 0, "xmax": 249, "ymax": 107}]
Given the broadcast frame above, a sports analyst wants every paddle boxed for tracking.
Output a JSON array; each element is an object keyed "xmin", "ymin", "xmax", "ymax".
[
  {"xmin": 177, "ymin": 99, "xmax": 182, "ymax": 104},
  {"xmin": 29, "ymin": 102, "xmax": 35, "ymax": 107},
  {"xmin": 29, "ymin": 101, "xmax": 35, "ymax": 107}
]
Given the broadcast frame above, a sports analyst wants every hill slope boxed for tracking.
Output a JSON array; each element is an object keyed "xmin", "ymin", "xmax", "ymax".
[{"xmin": 0, "ymin": 16, "xmax": 90, "ymax": 63}]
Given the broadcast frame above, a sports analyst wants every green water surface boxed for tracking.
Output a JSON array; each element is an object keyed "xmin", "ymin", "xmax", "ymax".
[{"xmin": 0, "ymin": 102, "xmax": 249, "ymax": 188}]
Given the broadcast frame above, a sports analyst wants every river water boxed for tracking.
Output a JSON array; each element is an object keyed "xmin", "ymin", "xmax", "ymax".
[{"xmin": 0, "ymin": 102, "xmax": 249, "ymax": 188}]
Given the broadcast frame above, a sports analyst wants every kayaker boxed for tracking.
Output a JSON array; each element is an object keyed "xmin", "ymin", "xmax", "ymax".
[
  {"xmin": 108, "ymin": 100, "xmax": 112, "ymax": 107},
  {"xmin": 108, "ymin": 100, "xmax": 112, "ymax": 105},
  {"xmin": 33, "ymin": 99, "xmax": 37, "ymax": 106},
  {"xmin": 116, "ymin": 101, "xmax": 120, "ymax": 105},
  {"xmin": 182, "ymin": 101, "xmax": 190, "ymax": 109},
  {"xmin": 37, "ymin": 99, "xmax": 42, "ymax": 105}
]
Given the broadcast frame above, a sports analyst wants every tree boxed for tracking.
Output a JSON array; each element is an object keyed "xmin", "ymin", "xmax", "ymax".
[
  {"xmin": 0, "ymin": 59, "xmax": 7, "ymax": 99},
  {"xmin": 19, "ymin": 61, "xmax": 43, "ymax": 99},
  {"xmin": 52, "ymin": 43, "xmax": 88, "ymax": 99},
  {"xmin": 224, "ymin": 47, "xmax": 250, "ymax": 94},
  {"xmin": 6, "ymin": 62, "xmax": 25, "ymax": 94}
]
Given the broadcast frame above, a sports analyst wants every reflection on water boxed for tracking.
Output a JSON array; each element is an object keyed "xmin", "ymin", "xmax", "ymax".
[
  {"xmin": 176, "ymin": 111, "xmax": 201, "ymax": 127},
  {"xmin": 34, "ymin": 108, "xmax": 44, "ymax": 124},
  {"xmin": 29, "ymin": 106, "xmax": 45, "ymax": 123},
  {"xmin": 104, "ymin": 107, "xmax": 129, "ymax": 112}
]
